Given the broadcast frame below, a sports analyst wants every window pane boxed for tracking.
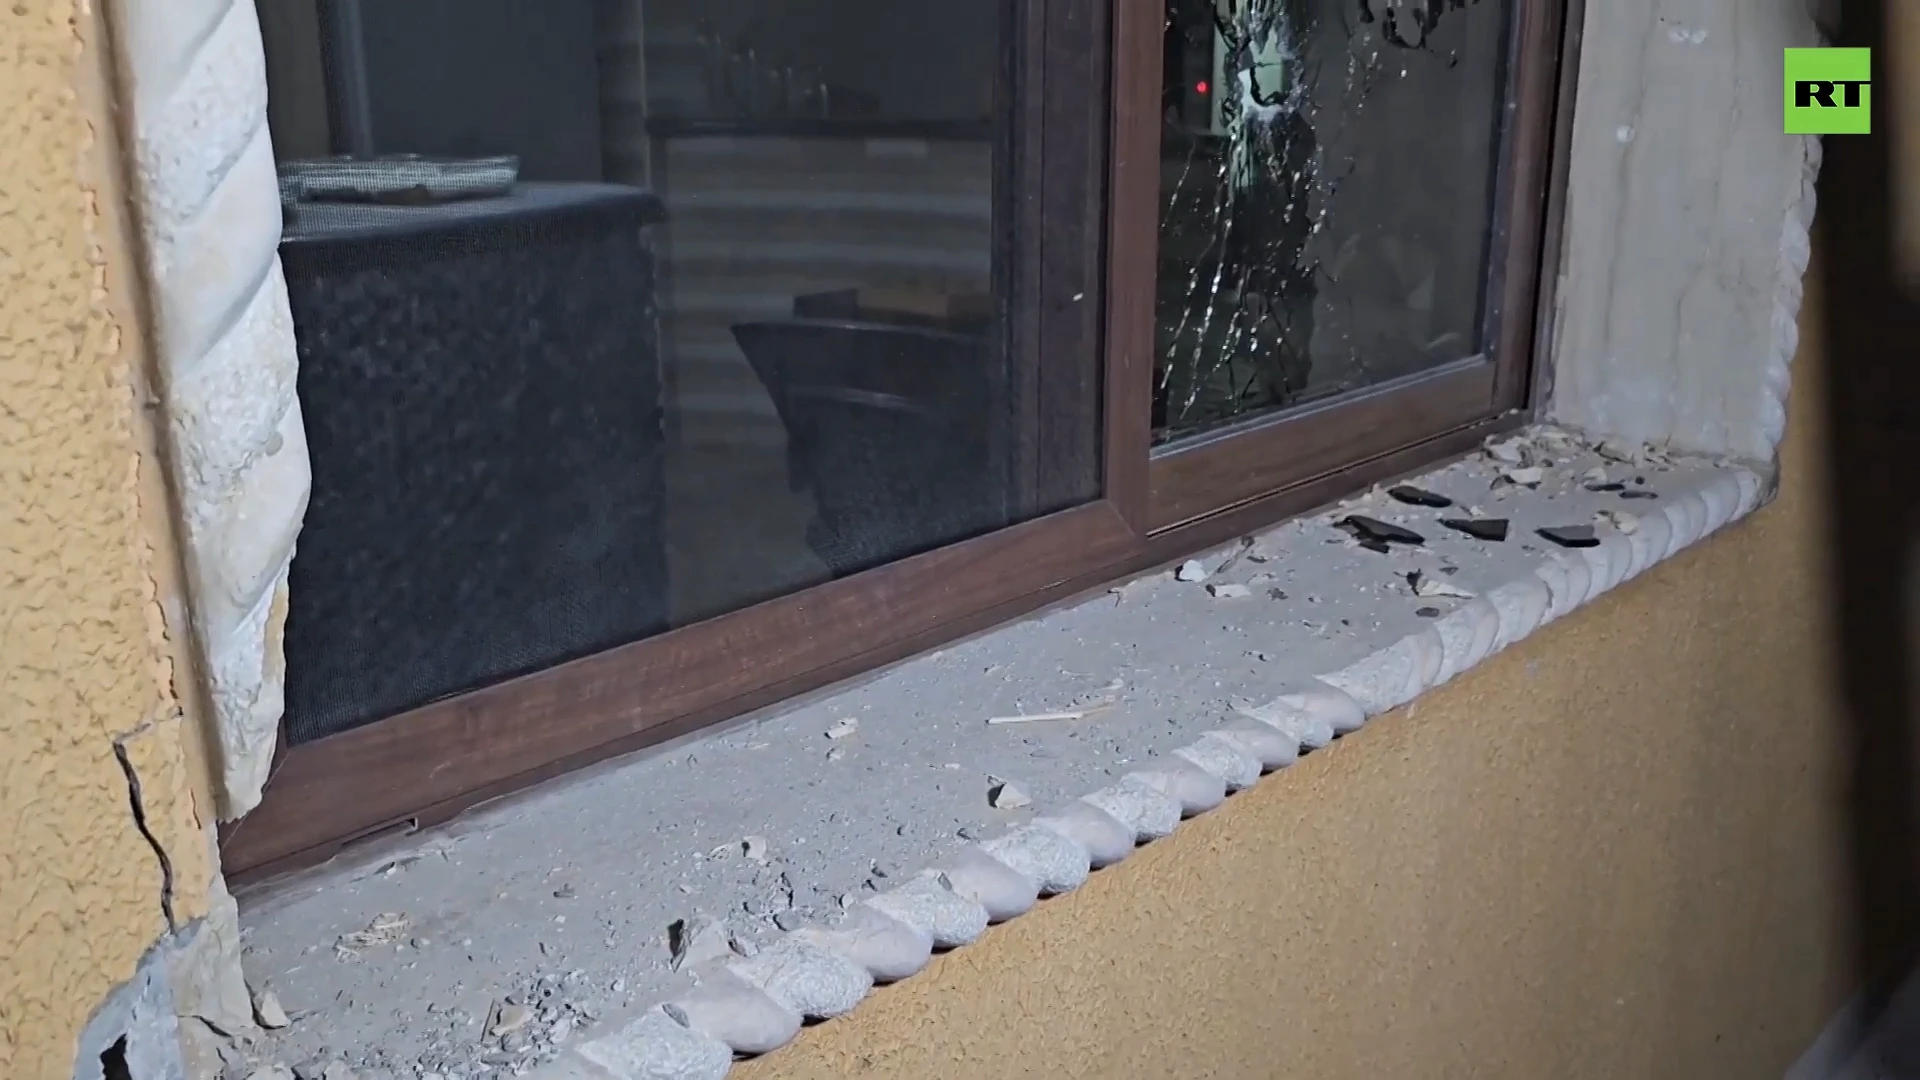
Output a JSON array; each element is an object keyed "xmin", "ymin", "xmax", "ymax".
[
  {"xmin": 1154, "ymin": 0, "xmax": 1511, "ymax": 444},
  {"xmin": 256, "ymin": 0, "xmax": 1092, "ymax": 745}
]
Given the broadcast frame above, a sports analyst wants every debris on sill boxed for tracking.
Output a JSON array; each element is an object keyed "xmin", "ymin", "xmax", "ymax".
[
  {"xmin": 1213, "ymin": 536, "xmax": 1258, "ymax": 574},
  {"xmin": 986, "ymin": 778, "xmax": 1032, "ymax": 810},
  {"xmin": 987, "ymin": 711, "xmax": 1090, "ymax": 725},
  {"xmin": 244, "ymin": 968, "xmax": 613, "ymax": 1080},
  {"xmin": 1536, "ymin": 524, "xmax": 1600, "ymax": 549},
  {"xmin": 230, "ymin": 422, "xmax": 1743, "ymax": 1080},
  {"xmin": 1440, "ymin": 517, "xmax": 1508, "ymax": 542},
  {"xmin": 1387, "ymin": 484, "xmax": 1452, "ymax": 508},
  {"xmin": 1206, "ymin": 582, "xmax": 1253, "ymax": 599},
  {"xmin": 1338, "ymin": 515, "xmax": 1426, "ymax": 550},
  {"xmin": 1484, "ymin": 435, "xmax": 1529, "ymax": 465},
  {"xmin": 333, "ymin": 912, "xmax": 409, "ymax": 962},
  {"xmin": 1406, "ymin": 570, "xmax": 1475, "ymax": 600},
  {"xmin": 488, "ymin": 1003, "xmax": 533, "ymax": 1038},
  {"xmin": 1496, "ymin": 465, "xmax": 1544, "ymax": 488},
  {"xmin": 1593, "ymin": 508, "xmax": 1639, "ymax": 534},
  {"xmin": 667, "ymin": 916, "xmax": 740, "ymax": 973},
  {"xmin": 254, "ymin": 986, "xmax": 291, "ymax": 1030}
]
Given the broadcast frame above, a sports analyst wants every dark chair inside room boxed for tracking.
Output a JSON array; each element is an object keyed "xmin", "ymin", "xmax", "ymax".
[{"xmin": 731, "ymin": 317, "xmax": 1009, "ymax": 577}]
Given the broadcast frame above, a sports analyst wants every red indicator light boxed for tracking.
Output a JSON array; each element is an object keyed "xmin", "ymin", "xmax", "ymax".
[{"xmin": 1195, "ymin": 80, "xmax": 1209, "ymax": 94}]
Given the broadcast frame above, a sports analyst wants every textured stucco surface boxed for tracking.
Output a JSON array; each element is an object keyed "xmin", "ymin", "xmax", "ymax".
[
  {"xmin": 0, "ymin": 2, "xmax": 211, "ymax": 1077},
  {"xmin": 728, "ymin": 294, "xmax": 1849, "ymax": 1078}
]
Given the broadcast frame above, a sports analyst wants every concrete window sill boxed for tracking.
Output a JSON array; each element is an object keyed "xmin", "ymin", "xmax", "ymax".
[{"xmin": 234, "ymin": 425, "xmax": 1769, "ymax": 1080}]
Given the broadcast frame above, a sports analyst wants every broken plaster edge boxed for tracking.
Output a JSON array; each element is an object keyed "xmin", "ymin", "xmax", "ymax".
[
  {"xmin": 526, "ymin": 451, "xmax": 1774, "ymax": 1080},
  {"xmin": 71, "ymin": 866, "xmax": 259, "ymax": 1080}
]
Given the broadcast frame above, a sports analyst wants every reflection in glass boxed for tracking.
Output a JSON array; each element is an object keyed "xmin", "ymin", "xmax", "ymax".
[
  {"xmin": 254, "ymin": 0, "xmax": 1088, "ymax": 745},
  {"xmin": 1154, "ymin": 0, "xmax": 1510, "ymax": 444}
]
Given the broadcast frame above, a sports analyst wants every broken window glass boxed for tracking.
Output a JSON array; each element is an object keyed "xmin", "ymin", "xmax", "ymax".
[{"xmin": 1153, "ymin": 0, "xmax": 1511, "ymax": 444}]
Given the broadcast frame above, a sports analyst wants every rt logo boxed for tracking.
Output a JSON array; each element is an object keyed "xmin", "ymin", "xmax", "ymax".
[{"xmin": 1785, "ymin": 47, "xmax": 1870, "ymax": 134}]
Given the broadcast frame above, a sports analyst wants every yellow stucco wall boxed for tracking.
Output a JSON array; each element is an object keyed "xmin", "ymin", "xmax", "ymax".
[
  {"xmin": 734, "ymin": 280, "xmax": 1850, "ymax": 1077},
  {"xmin": 1, "ymin": 2, "xmax": 214, "ymax": 1078},
  {"xmin": 0, "ymin": 4, "xmax": 1856, "ymax": 1080}
]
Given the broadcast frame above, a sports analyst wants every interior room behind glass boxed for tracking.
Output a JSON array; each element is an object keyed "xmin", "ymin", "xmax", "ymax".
[
  {"xmin": 253, "ymin": 0, "xmax": 1041, "ymax": 748},
  {"xmin": 1154, "ymin": 0, "xmax": 1509, "ymax": 443}
]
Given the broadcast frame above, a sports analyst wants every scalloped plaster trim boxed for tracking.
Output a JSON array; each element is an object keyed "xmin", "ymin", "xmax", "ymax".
[
  {"xmin": 527, "ymin": 455, "xmax": 1770, "ymax": 1080},
  {"xmin": 1760, "ymin": 132, "xmax": 1823, "ymax": 462},
  {"xmin": 106, "ymin": 0, "xmax": 306, "ymax": 818}
]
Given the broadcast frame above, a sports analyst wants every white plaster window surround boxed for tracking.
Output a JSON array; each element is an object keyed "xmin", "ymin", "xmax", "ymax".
[
  {"xmin": 98, "ymin": 0, "xmax": 1822, "ymax": 834},
  {"xmin": 100, "ymin": 0, "xmax": 1822, "ymax": 1072},
  {"xmin": 107, "ymin": 0, "xmax": 309, "ymax": 819}
]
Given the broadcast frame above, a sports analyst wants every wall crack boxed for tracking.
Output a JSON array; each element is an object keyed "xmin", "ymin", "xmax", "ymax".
[{"xmin": 114, "ymin": 728, "xmax": 179, "ymax": 933}]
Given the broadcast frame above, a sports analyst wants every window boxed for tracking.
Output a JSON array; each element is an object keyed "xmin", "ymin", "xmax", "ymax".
[
  {"xmin": 1155, "ymin": 0, "xmax": 1506, "ymax": 440},
  {"xmin": 1129, "ymin": 0, "xmax": 1552, "ymax": 529},
  {"xmin": 226, "ymin": 0, "xmax": 1566, "ymax": 877}
]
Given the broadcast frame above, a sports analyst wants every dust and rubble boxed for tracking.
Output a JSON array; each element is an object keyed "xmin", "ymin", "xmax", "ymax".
[{"xmin": 225, "ymin": 425, "xmax": 1728, "ymax": 1080}]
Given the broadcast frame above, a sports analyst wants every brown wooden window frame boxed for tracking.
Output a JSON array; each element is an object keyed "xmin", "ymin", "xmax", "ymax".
[{"xmin": 223, "ymin": 0, "xmax": 1573, "ymax": 881}]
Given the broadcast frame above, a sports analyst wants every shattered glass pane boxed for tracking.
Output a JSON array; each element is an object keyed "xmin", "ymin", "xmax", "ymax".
[{"xmin": 1154, "ymin": 0, "xmax": 1512, "ymax": 444}]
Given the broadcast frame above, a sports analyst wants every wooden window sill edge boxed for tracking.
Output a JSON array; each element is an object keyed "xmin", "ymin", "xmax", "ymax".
[{"xmin": 234, "ymin": 426, "xmax": 1773, "ymax": 1080}]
